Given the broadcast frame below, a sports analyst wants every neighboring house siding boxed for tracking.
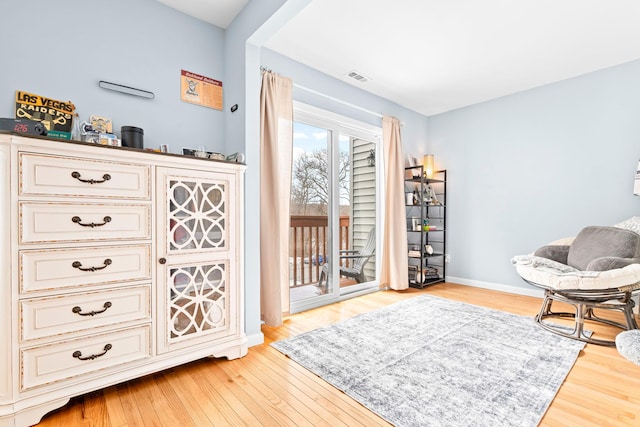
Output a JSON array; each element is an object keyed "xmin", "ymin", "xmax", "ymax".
[{"xmin": 351, "ymin": 138, "xmax": 376, "ymax": 281}]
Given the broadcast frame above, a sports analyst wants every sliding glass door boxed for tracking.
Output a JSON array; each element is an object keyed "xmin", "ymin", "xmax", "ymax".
[{"xmin": 289, "ymin": 104, "xmax": 381, "ymax": 313}]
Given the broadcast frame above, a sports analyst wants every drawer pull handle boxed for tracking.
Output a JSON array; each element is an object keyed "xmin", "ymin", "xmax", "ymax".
[
  {"xmin": 72, "ymin": 215, "xmax": 112, "ymax": 227},
  {"xmin": 71, "ymin": 171, "xmax": 112, "ymax": 184},
  {"xmin": 72, "ymin": 344, "xmax": 112, "ymax": 361},
  {"xmin": 72, "ymin": 301, "xmax": 112, "ymax": 316},
  {"xmin": 72, "ymin": 258, "xmax": 112, "ymax": 272}
]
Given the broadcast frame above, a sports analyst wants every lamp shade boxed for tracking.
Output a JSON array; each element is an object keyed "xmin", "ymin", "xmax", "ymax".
[{"xmin": 423, "ymin": 154, "xmax": 434, "ymax": 178}]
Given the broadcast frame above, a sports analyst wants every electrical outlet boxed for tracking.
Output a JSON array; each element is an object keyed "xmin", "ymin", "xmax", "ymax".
[{"xmin": 445, "ymin": 254, "xmax": 450, "ymax": 263}]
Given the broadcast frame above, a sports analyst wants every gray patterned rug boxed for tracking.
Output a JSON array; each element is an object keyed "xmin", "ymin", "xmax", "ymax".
[{"xmin": 272, "ymin": 295, "xmax": 586, "ymax": 427}]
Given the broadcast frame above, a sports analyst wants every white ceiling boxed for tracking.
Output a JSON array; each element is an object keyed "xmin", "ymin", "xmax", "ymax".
[
  {"xmin": 157, "ymin": 0, "xmax": 248, "ymax": 29},
  {"xmin": 163, "ymin": 0, "xmax": 640, "ymax": 116}
]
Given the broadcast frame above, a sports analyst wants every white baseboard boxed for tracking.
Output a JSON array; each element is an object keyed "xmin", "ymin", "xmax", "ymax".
[
  {"xmin": 247, "ymin": 280, "xmax": 636, "ymax": 349},
  {"xmin": 446, "ymin": 276, "xmax": 544, "ymax": 299},
  {"xmin": 448, "ymin": 276, "xmax": 640, "ymax": 318},
  {"xmin": 246, "ymin": 332, "xmax": 265, "ymax": 347}
]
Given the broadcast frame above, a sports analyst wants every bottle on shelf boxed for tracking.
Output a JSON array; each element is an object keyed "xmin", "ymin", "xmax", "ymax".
[{"xmin": 71, "ymin": 113, "xmax": 82, "ymax": 141}]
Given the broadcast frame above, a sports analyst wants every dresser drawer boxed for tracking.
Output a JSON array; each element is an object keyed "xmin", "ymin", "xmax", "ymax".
[
  {"xmin": 20, "ymin": 285, "xmax": 151, "ymax": 341},
  {"xmin": 20, "ymin": 202, "xmax": 151, "ymax": 244},
  {"xmin": 20, "ymin": 244, "xmax": 151, "ymax": 293},
  {"xmin": 21, "ymin": 325, "xmax": 151, "ymax": 390},
  {"xmin": 20, "ymin": 153, "xmax": 150, "ymax": 199}
]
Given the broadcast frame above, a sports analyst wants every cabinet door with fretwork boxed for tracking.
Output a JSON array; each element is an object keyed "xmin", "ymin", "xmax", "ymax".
[{"xmin": 156, "ymin": 167, "xmax": 241, "ymax": 354}]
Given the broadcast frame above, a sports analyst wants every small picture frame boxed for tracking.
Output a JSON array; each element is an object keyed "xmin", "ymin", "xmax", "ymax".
[
  {"xmin": 90, "ymin": 115, "xmax": 113, "ymax": 133},
  {"xmin": 98, "ymin": 133, "xmax": 120, "ymax": 146},
  {"xmin": 83, "ymin": 131, "xmax": 100, "ymax": 144},
  {"xmin": 405, "ymin": 155, "xmax": 418, "ymax": 179}
]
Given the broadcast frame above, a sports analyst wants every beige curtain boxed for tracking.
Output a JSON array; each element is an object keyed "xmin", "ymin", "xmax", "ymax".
[
  {"xmin": 380, "ymin": 116, "xmax": 409, "ymax": 290},
  {"xmin": 260, "ymin": 71, "xmax": 293, "ymax": 326}
]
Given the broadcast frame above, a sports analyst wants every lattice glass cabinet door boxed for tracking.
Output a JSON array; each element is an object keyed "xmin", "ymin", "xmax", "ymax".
[{"xmin": 156, "ymin": 167, "xmax": 239, "ymax": 353}]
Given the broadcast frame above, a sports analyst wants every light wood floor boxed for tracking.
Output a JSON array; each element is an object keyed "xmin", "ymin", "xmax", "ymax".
[{"xmin": 37, "ymin": 283, "xmax": 640, "ymax": 426}]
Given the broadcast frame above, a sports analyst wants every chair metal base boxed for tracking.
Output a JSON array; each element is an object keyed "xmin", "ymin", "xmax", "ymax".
[{"xmin": 536, "ymin": 287, "xmax": 639, "ymax": 346}]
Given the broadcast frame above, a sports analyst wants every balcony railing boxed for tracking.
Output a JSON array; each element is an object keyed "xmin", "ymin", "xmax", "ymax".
[{"xmin": 289, "ymin": 215, "xmax": 350, "ymax": 288}]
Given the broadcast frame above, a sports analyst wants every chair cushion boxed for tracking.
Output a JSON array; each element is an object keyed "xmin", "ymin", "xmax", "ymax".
[
  {"xmin": 534, "ymin": 245, "xmax": 570, "ymax": 265},
  {"xmin": 514, "ymin": 261, "xmax": 640, "ymax": 290},
  {"xmin": 567, "ymin": 226, "xmax": 640, "ymax": 271}
]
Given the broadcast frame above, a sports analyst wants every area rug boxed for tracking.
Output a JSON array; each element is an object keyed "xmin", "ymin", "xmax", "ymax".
[{"xmin": 271, "ymin": 295, "xmax": 587, "ymax": 427}]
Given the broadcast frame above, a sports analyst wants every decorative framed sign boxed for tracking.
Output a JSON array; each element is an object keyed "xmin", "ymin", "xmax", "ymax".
[
  {"xmin": 180, "ymin": 70, "xmax": 223, "ymax": 110},
  {"xmin": 15, "ymin": 90, "xmax": 75, "ymax": 133}
]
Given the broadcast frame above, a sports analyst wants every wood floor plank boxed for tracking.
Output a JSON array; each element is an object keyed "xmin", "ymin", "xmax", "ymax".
[
  {"xmin": 558, "ymin": 381, "xmax": 638, "ymax": 424},
  {"xmin": 31, "ymin": 283, "xmax": 640, "ymax": 426},
  {"xmin": 187, "ymin": 360, "xmax": 253, "ymax": 426},
  {"xmin": 102, "ymin": 385, "xmax": 134, "ymax": 427},
  {"xmin": 250, "ymin": 348, "xmax": 386, "ymax": 426},
  {"xmin": 112, "ymin": 382, "xmax": 146, "ymax": 427},
  {"xmin": 132, "ymin": 373, "xmax": 181, "ymax": 427},
  {"xmin": 161, "ymin": 362, "xmax": 230, "ymax": 426},
  {"xmin": 201, "ymin": 362, "xmax": 284, "ymax": 427},
  {"xmin": 38, "ymin": 396, "xmax": 89, "ymax": 427},
  {"xmin": 232, "ymin": 353, "xmax": 328, "ymax": 426},
  {"xmin": 153, "ymin": 368, "xmax": 212, "ymax": 426},
  {"xmin": 216, "ymin": 356, "xmax": 315, "ymax": 427},
  {"xmin": 80, "ymin": 390, "xmax": 110, "ymax": 427}
]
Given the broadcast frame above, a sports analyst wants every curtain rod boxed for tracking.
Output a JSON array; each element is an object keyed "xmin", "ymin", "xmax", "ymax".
[
  {"xmin": 293, "ymin": 84, "xmax": 383, "ymax": 119},
  {"xmin": 261, "ymin": 67, "xmax": 383, "ymax": 119}
]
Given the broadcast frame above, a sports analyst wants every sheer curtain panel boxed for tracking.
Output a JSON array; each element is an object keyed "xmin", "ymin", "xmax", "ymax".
[
  {"xmin": 381, "ymin": 116, "xmax": 409, "ymax": 290},
  {"xmin": 260, "ymin": 71, "xmax": 293, "ymax": 326}
]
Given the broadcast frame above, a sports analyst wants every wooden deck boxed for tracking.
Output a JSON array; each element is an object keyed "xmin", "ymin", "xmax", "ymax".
[{"xmin": 36, "ymin": 283, "xmax": 640, "ymax": 426}]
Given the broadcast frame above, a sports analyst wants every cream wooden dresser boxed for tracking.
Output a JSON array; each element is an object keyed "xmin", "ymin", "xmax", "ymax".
[{"xmin": 0, "ymin": 134, "xmax": 247, "ymax": 426}]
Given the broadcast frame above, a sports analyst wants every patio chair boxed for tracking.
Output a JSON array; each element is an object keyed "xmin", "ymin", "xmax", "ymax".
[
  {"xmin": 318, "ymin": 228, "xmax": 376, "ymax": 289},
  {"xmin": 512, "ymin": 225, "xmax": 640, "ymax": 346}
]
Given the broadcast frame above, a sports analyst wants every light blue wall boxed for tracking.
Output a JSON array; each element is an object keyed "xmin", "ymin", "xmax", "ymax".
[
  {"xmin": 224, "ymin": 0, "xmax": 290, "ymax": 155},
  {"xmin": 261, "ymin": 49, "xmax": 429, "ymax": 145},
  {"xmin": 224, "ymin": 0, "xmax": 299, "ymax": 345},
  {"xmin": 0, "ymin": 0, "xmax": 226, "ymax": 152},
  {"xmin": 11, "ymin": 0, "xmax": 638, "ymax": 342},
  {"xmin": 227, "ymin": 3, "xmax": 430, "ymax": 342},
  {"xmin": 428, "ymin": 59, "xmax": 640, "ymax": 291}
]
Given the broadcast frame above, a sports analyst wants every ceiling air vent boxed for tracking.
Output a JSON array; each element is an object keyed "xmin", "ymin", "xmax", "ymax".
[{"xmin": 346, "ymin": 70, "xmax": 371, "ymax": 83}]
